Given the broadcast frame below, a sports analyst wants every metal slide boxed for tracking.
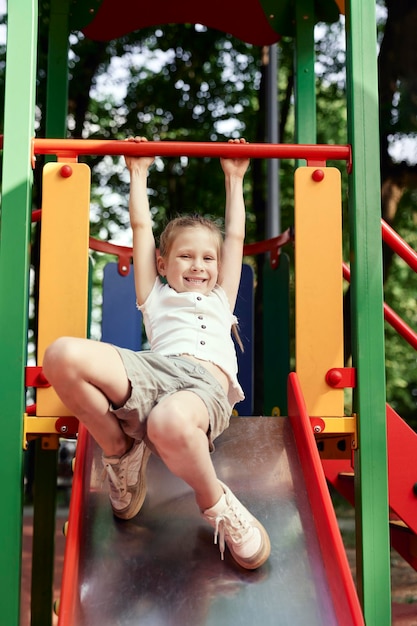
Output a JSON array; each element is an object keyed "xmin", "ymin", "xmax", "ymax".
[{"xmin": 57, "ymin": 417, "xmax": 362, "ymax": 626}]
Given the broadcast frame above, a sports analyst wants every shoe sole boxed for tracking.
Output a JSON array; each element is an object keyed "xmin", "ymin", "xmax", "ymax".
[
  {"xmin": 216, "ymin": 480, "xmax": 271, "ymax": 570},
  {"xmin": 227, "ymin": 520, "xmax": 271, "ymax": 570}
]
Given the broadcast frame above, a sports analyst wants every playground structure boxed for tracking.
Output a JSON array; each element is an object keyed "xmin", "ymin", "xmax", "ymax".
[{"xmin": 1, "ymin": 1, "xmax": 417, "ymax": 625}]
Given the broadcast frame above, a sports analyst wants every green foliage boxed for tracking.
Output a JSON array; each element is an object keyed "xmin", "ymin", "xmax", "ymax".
[
  {"xmin": 67, "ymin": 25, "xmax": 263, "ymax": 245},
  {"xmin": 384, "ymin": 196, "xmax": 417, "ymax": 425}
]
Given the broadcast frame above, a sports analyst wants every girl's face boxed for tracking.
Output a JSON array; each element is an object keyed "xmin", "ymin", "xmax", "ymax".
[{"xmin": 157, "ymin": 226, "xmax": 220, "ymax": 295}]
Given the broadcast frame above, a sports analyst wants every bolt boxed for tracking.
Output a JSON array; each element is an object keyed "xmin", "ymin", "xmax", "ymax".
[
  {"xmin": 60, "ymin": 425, "xmax": 68, "ymax": 434},
  {"xmin": 313, "ymin": 425, "xmax": 322, "ymax": 433}
]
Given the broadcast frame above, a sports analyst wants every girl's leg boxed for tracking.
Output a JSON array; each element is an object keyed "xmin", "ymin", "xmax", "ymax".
[
  {"xmin": 43, "ymin": 336, "xmax": 132, "ymax": 457},
  {"xmin": 44, "ymin": 336, "xmax": 151, "ymax": 521},
  {"xmin": 147, "ymin": 390, "xmax": 270, "ymax": 569},
  {"xmin": 146, "ymin": 391, "xmax": 223, "ymax": 510}
]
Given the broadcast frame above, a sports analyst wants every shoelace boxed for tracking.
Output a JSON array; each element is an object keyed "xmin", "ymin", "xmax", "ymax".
[
  {"xmin": 102, "ymin": 462, "xmax": 125, "ymax": 497},
  {"xmin": 212, "ymin": 506, "xmax": 251, "ymax": 560}
]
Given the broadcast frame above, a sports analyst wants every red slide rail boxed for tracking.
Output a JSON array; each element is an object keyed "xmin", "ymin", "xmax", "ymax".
[{"xmin": 288, "ymin": 373, "xmax": 364, "ymax": 626}]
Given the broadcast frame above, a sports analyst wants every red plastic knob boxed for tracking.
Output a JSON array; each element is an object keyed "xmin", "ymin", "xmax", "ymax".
[
  {"xmin": 327, "ymin": 369, "xmax": 342, "ymax": 386},
  {"xmin": 60, "ymin": 165, "xmax": 73, "ymax": 178},
  {"xmin": 312, "ymin": 169, "xmax": 324, "ymax": 182}
]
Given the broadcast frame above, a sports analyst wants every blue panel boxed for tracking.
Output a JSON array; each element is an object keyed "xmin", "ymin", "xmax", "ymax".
[
  {"xmin": 101, "ymin": 262, "xmax": 254, "ymax": 413},
  {"xmin": 101, "ymin": 263, "xmax": 142, "ymax": 351},
  {"xmin": 234, "ymin": 264, "xmax": 254, "ymax": 415}
]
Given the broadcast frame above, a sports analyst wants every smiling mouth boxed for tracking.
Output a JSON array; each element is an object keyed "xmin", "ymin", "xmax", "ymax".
[{"xmin": 185, "ymin": 277, "xmax": 206, "ymax": 283}]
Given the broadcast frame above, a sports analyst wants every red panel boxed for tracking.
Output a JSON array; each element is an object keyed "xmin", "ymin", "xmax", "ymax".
[
  {"xmin": 82, "ymin": 0, "xmax": 280, "ymax": 45},
  {"xmin": 323, "ymin": 406, "xmax": 417, "ymax": 572},
  {"xmin": 387, "ymin": 405, "xmax": 417, "ymax": 535}
]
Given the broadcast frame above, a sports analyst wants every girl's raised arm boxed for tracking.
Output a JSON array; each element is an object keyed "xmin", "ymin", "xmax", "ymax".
[
  {"xmin": 217, "ymin": 139, "xmax": 250, "ymax": 311},
  {"xmin": 124, "ymin": 137, "xmax": 157, "ymax": 305}
]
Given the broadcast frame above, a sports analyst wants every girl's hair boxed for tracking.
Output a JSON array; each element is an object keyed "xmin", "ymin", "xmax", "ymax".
[
  {"xmin": 159, "ymin": 214, "xmax": 223, "ymax": 258},
  {"xmin": 159, "ymin": 214, "xmax": 244, "ymax": 352}
]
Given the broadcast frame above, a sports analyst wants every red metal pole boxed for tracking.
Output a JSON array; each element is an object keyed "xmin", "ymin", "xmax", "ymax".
[
  {"xmin": 31, "ymin": 138, "xmax": 352, "ymax": 167},
  {"xmin": 343, "ymin": 262, "xmax": 417, "ymax": 350},
  {"xmin": 381, "ymin": 219, "xmax": 417, "ymax": 273}
]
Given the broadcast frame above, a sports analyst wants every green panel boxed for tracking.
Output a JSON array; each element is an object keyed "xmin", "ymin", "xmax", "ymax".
[
  {"xmin": 345, "ymin": 0, "xmax": 391, "ymax": 623},
  {"xmin": 263, "ymin": 255, "xmax": 290, "ymax": 416},
  {"xmin": 258, "ymin": 0, "xmax": 294, "ymax": 36},
  {"xmin": 0, "ymin": 1, "xmax": 38, "ymax": 625},
  {"xmin": 69, "ymin": 0, "xmax": 105, "ymax": 31},
  {"xmin": 294, "ymin": 0, "xmax": 317, "ymax": 146},
  {"xmin": 46, "ymin": 0, "xmax": 71, "ymax": 139},
  {"xmin": 259, "ymin": 0, "xmax": 340, "ymax": 36}
]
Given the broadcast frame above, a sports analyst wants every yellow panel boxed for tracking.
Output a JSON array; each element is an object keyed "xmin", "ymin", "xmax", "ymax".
[
  {"xmin": 37, "ymin": 163, "xmax": 91, "ymax": 416},
  {"xmin": 294, "ymin": 167, "xmax": 344, "ymax": 416}
]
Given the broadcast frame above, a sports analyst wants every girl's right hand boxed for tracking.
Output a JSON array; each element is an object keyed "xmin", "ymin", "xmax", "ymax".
[
  {"xmin": 220, "ymin": 138, "xmax": 250, "ymax": 178},
  {"xmin": 124, "ymin": 136, "xmax": 155, "ymax": 171}
]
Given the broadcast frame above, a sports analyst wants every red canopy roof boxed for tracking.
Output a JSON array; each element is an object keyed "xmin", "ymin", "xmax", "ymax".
[
  {"xmin": 75, "ymin": 0, "xmax": 342, "ymax": 46},
  {"xmin": 81, "ymin": 0, "xmax": 281, "ymax": 45}
]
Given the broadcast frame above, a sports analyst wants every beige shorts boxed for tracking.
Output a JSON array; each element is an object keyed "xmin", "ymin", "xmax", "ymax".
[{"xmin": 110, "ymin": 350, "xmax": 232, "ymax": 452}]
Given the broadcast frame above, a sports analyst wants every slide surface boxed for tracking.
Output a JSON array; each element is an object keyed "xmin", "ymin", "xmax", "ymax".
[{"xmin": 58, "ymin": 417, "xmax": 360, "ymax": 626}]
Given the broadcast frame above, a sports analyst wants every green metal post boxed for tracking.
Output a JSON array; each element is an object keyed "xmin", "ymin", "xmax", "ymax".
[
  {"xmin": 294, "ymin": 0, "xmax": 316, "ymax": 145},
  {"xmin": 45, "ymin": 0, "xmax": 71, "ymax": 139},
  {"xmin": 0, "ymin": 1, "xmax": 38, "ymax": 625},
  {"xmin": 30, "ymin": 2, "xmax": 71, "ymax": 624},
  {"xmin": 345, "ymin": 0, "xmax": 391, "ymax": 623}
]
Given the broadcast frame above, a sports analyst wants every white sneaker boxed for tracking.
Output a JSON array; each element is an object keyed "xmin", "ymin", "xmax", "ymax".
[
  {"xmin": 102, "ymin": 440, "xmax": 151, "ymax": 520},
  {"xmin": 202, "ymin": 480, "xmax": 271, "ymax": 569}
]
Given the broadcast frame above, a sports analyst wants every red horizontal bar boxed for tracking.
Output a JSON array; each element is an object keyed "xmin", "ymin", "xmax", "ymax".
[
  {"xmin": 32, "ymin": 138, "xmax": 351, "ymax": 166},
  {"xmin": 88, "ymin": 229, "xmax": 293, "ymax": 260}
]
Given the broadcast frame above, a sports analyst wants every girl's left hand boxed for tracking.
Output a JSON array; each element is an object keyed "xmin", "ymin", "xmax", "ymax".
[{"xmin": 124, "ymin": 136, "xmax": 155, "ymax": 171}]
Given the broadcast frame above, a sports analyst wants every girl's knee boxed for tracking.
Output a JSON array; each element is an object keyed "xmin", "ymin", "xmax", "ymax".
[
  {"xmin": 43, "ymin": 337, "xmax": 80, "ymax": 382},
  {"xmin": 147, "ymin": 401, "xmax": 189, "ymax": 448}
]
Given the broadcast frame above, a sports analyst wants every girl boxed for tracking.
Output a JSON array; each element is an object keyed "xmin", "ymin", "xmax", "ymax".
[{"xmin": 43, "ymin": 137, "xmax": 270, "ymax": 570}]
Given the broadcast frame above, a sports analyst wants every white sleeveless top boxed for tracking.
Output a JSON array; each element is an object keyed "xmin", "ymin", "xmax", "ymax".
[{"xmin": 138, "ymin": 278, "xmax": 245, "ymax": 407}]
